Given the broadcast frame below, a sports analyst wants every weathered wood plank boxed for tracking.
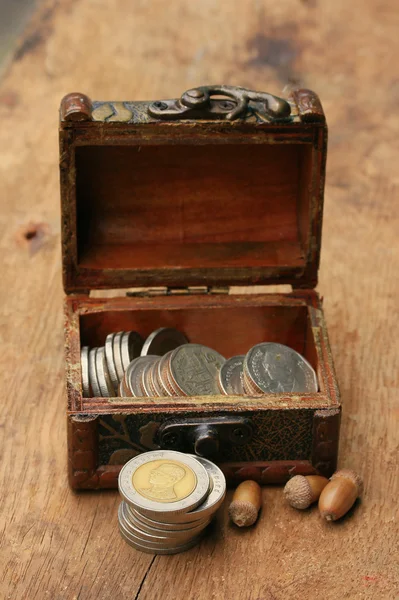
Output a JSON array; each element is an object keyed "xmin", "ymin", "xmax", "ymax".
[{"xmin": 0, "ymin": 0, "xmax": 398, "ymax": 598}]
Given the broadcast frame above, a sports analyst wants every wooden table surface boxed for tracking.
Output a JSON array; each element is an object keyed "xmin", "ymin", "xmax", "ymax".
[{"xmin": 1, "ymin": 1, "xmax": 398, "ymax": 598}]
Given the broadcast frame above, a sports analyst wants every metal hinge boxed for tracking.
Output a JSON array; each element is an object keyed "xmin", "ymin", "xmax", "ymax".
[{"xmin": 126, "ymin": 286, "xmax": 229, "ymax": 298}]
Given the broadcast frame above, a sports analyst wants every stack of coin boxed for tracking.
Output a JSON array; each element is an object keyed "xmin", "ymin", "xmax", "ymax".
[
  {"xmin": 121, "ymin": 344, "xmax": 226, "ymax": 398},
  {"xmin": 81, "ymin": 327, "xmax": 188, "ymax": 398},
  {"xmin": 118, "ymin": 450, "xmax": 226, "ymax": 554}
]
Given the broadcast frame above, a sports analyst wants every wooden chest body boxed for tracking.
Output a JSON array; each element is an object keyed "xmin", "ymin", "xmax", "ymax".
[{"xmin": 60, "ymin": 86, "xmax": 340, "ymax": 489}]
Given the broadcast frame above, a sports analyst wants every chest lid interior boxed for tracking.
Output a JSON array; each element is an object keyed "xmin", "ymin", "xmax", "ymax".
[{"xmin": 59, "ymin": 86, "xmax": 327, "ymax": 294}]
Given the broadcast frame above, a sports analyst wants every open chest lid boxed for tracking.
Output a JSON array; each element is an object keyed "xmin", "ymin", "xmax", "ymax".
[{"xmin": 59, "ymin": 86, "xmax": 327, "ymax": 294}]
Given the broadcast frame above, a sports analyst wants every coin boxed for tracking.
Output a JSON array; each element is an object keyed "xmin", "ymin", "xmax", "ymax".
[
  {"xmin": 141, "ymin": 362, "xmax": 158, "ymax": 397},
  {"xmin": 126, "ymin": 356, "xmax": 158, "ymax": 397},
  {"xmin": 118, "ymin": 450, "xmax": 210, "ymax": 519},
  {"xmin": 218, "ymin": 355, "xmax": 245, "ymax": 395},
  {"xmin": 119, "ymin": 374, "xmax": 133, "ymax": 397},
  {"xmin": 96, "ymin": 347, "xmax": 115, "ymax": 397},
  {"xmin": 184, "ymin": 455, "xmax": 226, "ymax": 521},
  {"xmin": 141, "ymin": 328, "xmax": 188, "ymax": 357},
  {"xmin": 81, "ymin": 346, "xmax": 91, "ymax": 397},
  {"xmin": 244, "ymin": 342, "xmax": 318, "ymax": 394},
  {"xmin": 88, "ymin": 348, "xmax": 101, "ymax": 397},
  {"xmin": 169, "ymin": 344, "xmax": 226, "ymax": 396},
  {"xmin": 126, "ymin": 504, "xmax": 209, "ymax": 531},
  {"xmin": 113, "ymin": 332, "xmax": 125, "ymax": 382},
  {"xmin": 119, "ymin": 522, "xmax": 205, "ymax": 554},
  {"xmin": 120, "ymin": 502, "xmax": 210, "ymax": 541},
  {"xmin": 159, "ymin": 352, "xmax": 181, "ymax": 396},
  {"xmin": 121, "ymin": 331, "xmax": 144, "ymax": 371},
  {"xmin": 147, "ymin": 361, "xmax": 164, "ymax": 396},
  {"xmin": 105, "ymin": 333, "xmax": 119, "ymax": 393}
]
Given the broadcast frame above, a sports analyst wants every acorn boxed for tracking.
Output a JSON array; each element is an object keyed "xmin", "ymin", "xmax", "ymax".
[
  {"xmin": 229, "ymin": 480, "xmax": 262, "ymax": 527},
  {"xmin": 284, "ymin": 475, "xmax": 329, "ymax": 509},
  {"xmin": 319, "ymin": 469, "xmax": 363, "ymax": 521}
]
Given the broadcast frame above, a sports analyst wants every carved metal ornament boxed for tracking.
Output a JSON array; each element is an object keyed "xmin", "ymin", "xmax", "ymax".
[{"xmin": 148, "ymin": 85, "xmax": 291, "ymax": 122}]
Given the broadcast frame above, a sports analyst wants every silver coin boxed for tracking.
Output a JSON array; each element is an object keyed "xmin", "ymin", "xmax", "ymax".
[
  {"xmin": 119, "ymin": 510, "xmax": 204, "ymax": 549},
  {"xmin": 120, "ymin": 502, "xmax": 209, "ymax": 542},
  {"xmin": 121, "ymin": 331, "xmax": 144, "ymax": 371},
  {"xmin": 141, "ymin": 327, "xmax": 188, "ymax": 357},
  {"xmin": 88, "ymin": 348, "xmax": 101, "ymax": 397},
  {"xmin": 113, "ymin": 332, "xmax": 125, "ymax": 381},
  {"xmin": 118, "ymin": 450, "xmax": 210, "ymax": 520},
  {"xmin": 185, "ymin": 455, "xmax": 226, "ymax": 521},
  {"xmin": 119, "ymin": 522, "xmax": 205, "ymax": 554},
  {"xmin": 126, "ymin": 504, "xmax": 209, "ymax": 531},
  {"xmin": 96, "ymin": 347, "xmax": 115, "ymax": 397},
  {"xmin": 169, "ymin": 344, "xmax": 226, "ymax": 396},
  {"xmin": 126, "ymin": 356, "xmax": 158, "ymax": 397},
  {"xmin": 105, "ymin": 333, "xmax": 119, "ymax": 393},
  {"xmin": 81, "ymin": 346, "xmax": 91, "ymax": 397},
  {"xmin": 244, "ymin": 342, "xmax": 318, "ymax": 393},
  {"xmin": 219, "ymin": 355, "xmax": 245, "ymax": 395}
]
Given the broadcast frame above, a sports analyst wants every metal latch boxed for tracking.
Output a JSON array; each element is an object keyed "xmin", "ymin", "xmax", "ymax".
[
  {"xmin": 126, "ymin": 286, "xmax": 229, "ymax": 298},
  {"xmin": 157, "ymin": 416, "xmax": 253, "ymax": 458},
  {"xmin": 148, "ymin": 85, "xmax": 291, "ymax": 122}
]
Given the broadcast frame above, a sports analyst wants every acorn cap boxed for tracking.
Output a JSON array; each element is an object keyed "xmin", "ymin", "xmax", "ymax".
[
  {"xmin": 229, "ymin": 500, "xmax": 259, "ymax": 527},
  {"xmin": 284, "ymin": 475, "xmax": 313, "ymax": 509},
  {"xmin": 330, "ymin": 469, "xmax": 363, "ymax": 496}
]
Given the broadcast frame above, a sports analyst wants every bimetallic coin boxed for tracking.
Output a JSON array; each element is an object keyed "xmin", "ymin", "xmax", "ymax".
[
  {"xmin": 126, "ymin": 504, "xmax": 209, "ymax": 531},
  {"xmin": 88, "ymin": 348, "xmax": 101, "ymax": 397},
  {"xmin": 119, "ymin": 522, "xmax": 205, "ymax": 554},
  {"xmin": 185, "ymin": 455, "xmax": 226, "ymax": 521},
  {"xmin": 121, "ymin": 331, "xmax": 144, "ymax": 371},
  {"xmin": 126, "ymin": 356, "xmax": 158, "ymax": 397},
  {"xmin": 141, "ymin": 328, "xmax": 188, "ymax": 357},
  {"xmin": 96, "ymin": 347, "xmax": 115, "ymax": 397},
  {"xmin": 120, "ymin": 502, "xmax": 210, "ymax": 541},
  {"xmin": 81, "ymin": 346, "xmax": 91, "ymax": 397},
  {"xmin": 218, "ymin": 355, "xmax": 245, "ymax": 395},
  {"xmin": 118, "ymin": 450, "xmax": 210, "ymax": 519},
  {"xmin": 113, "ymin": 332, "xmax": 125, "ymax": 382},
  {"xmin": 244, "ymin": 342, "xmax": 318, "ymax": 394},
  {"xmin": 105, "ymin": 333, "xmax": 119, "ymax": 393},
  {"xmin": 169, "ymin": 344, "xmax": 226, "ymax": 396}
]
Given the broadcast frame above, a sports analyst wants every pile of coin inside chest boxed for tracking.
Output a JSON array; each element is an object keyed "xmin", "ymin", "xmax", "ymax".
[
  {"xmin": 81, "ymin": 326, "xmax": 318, "ymax": 398},
  {"xmin": 118, "ymin": 450, "xmax": 226, "ymax": 554}
]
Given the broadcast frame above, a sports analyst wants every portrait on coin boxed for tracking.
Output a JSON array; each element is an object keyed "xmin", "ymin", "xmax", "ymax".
[
  {"xmin": 263, "ymin": 351, "xmax": 296, "ymax": 393},
  {"xmin": 141, "ymin": 462, "xmax": 186, "ymax": 501}
]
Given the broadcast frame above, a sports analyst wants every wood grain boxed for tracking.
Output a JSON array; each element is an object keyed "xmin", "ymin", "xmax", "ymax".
[{"xmin": 0, "ymin": 0, "xmax": 398, "ymax": 598}]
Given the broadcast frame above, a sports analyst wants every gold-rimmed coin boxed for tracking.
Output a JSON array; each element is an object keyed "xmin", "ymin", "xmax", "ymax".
[{"xmin": 141, "ymin": 328, "xmax": 188, "ymax": 357}]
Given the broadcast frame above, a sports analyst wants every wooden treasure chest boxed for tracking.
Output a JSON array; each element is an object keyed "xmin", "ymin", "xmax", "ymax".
[{"xmin": 60, "ymin": 85, "xmax": 340, "ymax": 490}]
